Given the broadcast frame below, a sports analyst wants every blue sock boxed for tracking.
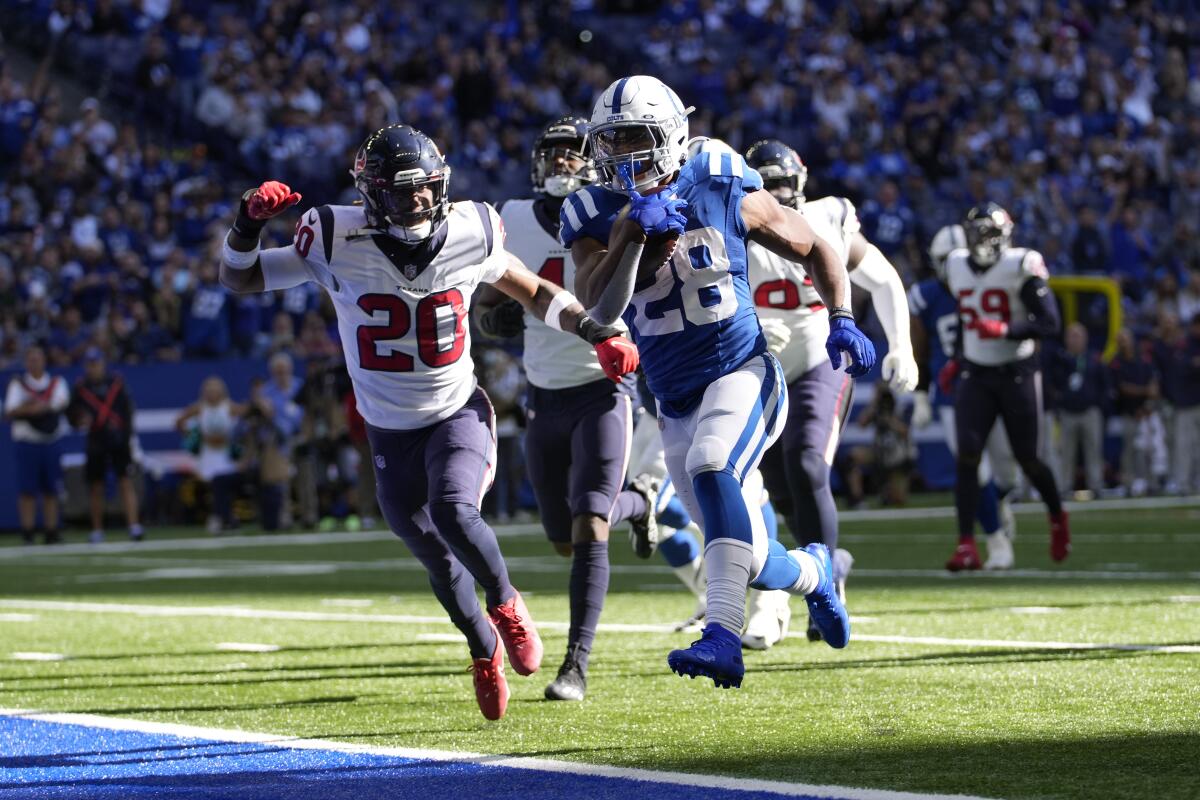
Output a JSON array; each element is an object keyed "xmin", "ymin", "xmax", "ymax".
[
  {"xmin": 692, "ymin": 470, "xmax": 753, "ymax": 545},
  {"xmin": 658, "ymin": 494, "xmax": 692, "ymax": 531},
  {"xmin": 749, "ymin": 539, "xmax": 801, "ymax": 591},
  {"xmin": 760, "ymin": 499, "xmax": 779, "ymax": 542},
  {"xmin": 567, "ymin": 540, "xmax": 609, "ymax": 670},
  {"xmin": 657, "ymin": 529, "xmax": 701, "ymax": 568},
  {"xmin": 977, "ymin": 480, "xmax": 1000, "ymax": 534}
]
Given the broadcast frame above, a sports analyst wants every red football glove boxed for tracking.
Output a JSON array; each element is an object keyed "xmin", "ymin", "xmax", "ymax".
[
  {"xmin": 973, "ymin": 318, "xmax": 1009, "ymax": 339},
  {"xmin": 594, "ymin": 336, "xmax": 639, "ymax": 383},
  {"xmin": 246, "ymin": 180, "xmax": 302, "ymax": 220},
  {"xmin": 937, "ymin": 358, "xmax": 961, "ymax": 397}
]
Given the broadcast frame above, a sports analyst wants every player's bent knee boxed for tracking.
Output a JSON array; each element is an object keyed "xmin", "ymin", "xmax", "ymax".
[
  {"xmin": 685, "ymin": 435, "xmax": 734, "ymax": 480},
  {"xmin": 429, "ymin": 501, "xmax": 481, "ymax": 534},
  {"xmin": 571, "ymin": 513, "xmax": 610, "ymax": 544}
]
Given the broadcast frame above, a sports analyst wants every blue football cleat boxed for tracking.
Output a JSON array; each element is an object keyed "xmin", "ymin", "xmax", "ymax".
[
  {"xmin": 802, "ymin": 543, "xmax": 851, "ymax": 649},
  {"xmin": 667, "ymin": 623, "xmax": 745, "ymax": 688}
]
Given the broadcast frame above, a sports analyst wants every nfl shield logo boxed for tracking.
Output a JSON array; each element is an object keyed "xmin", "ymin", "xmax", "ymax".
[
  {"xmin": 404, "ymin": 264, "xmax": 418, "ymax": 281},
  {"xmin": 375, "ymin": 455, "xmax": 386, "ymax": 469}
]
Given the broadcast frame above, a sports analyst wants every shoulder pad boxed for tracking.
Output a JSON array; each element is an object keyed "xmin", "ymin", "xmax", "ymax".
[
  {"xmin": 681, "ymin": 151, "xmax": 763, "ymax": 190},
  {"xmin": 559, "ymin": 185, "xmax": 623, "ymax": 246}
]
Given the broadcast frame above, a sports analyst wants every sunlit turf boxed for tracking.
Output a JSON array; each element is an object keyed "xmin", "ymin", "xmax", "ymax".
[{"xmin": 0, "ymin": 503, "xmax": 1197, "ymax": 800}]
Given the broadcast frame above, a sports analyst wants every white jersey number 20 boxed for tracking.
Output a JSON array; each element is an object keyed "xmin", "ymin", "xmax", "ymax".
[{"xmin": 629, "ymin": 226, "xmax": 737, "ymax": 336}]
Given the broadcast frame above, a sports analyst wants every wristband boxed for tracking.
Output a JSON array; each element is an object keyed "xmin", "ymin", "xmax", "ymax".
[
  {"xmin": 576, "ymin": 316, "xmax": 624, "ymax": 345},
  {"xmin": 231, "ymin": 188, "xmax": 268, "ymax": 240},
  {"xmin": 222, "ymin": 235, "xmax": 260, "ymax": 270},
  {"xmin": 544, "ymin": 290, "xmax": 579, "ymax": 332},
  {"xmin": 829, "ymin": 306, "xmax": 854, "ymax": 321}
]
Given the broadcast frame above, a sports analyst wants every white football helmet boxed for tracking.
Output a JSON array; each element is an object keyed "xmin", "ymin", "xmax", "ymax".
[
  {"xmin": 928, "ymin": 224, "xmax": 966, "ymax": 282},
  {"xmin": 588, "ymin": 75, "xmax": 694, "ymax": 194}
]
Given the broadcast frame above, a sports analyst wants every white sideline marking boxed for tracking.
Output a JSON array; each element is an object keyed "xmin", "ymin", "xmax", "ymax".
[
  {"xmin": 215, "ymin": 642, "xmax": 281, "ymax": 653},
  {"xmin": 0, "ymin": 709, "xmax": 999, "ymax": 800},
  {"xmin": 320, "ymin": 598, "xmax": 374, "ymax": 607},
  {"xmin": 2, "ymin": 599, "xmax": 1195, "ymax": 655},
  {"xmin": 415, "ymin": 633, "xmax": 466, "ymax": 643},
  {"xmin": 849, "ymin": 635, "xmax": 1200, "ymax": 654},
  {"xmin": 852, "ymin": 568, "xmax": 1200, "ymax": 581},
  {"xmin": 1171, "ymin": 595, "xmax": 1200, "ymax": 603},
  {"xmin": 0, "ymin": 613, "xmax": 37, "ymax": 622},
  {"xmin": 1009, "ymin": 607, "xmax": 1063, "ymax": 615},
  {"xmin": 10, "ymin": 652, "xmax": 67, "ymax": 662}
]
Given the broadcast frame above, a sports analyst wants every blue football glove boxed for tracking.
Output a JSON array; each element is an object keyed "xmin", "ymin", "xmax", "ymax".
[
  {"xmin": 619, "ymin": 165, "xmax": 688, "ymax": 236},
  {"xmin": 826, "ymin": 313, "xmax": 876, "ymax": 378}
]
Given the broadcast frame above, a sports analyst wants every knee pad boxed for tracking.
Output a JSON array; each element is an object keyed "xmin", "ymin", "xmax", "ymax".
[{"xmin": 686, "ymin": 435, "xmax": 733, "ymax": 480}]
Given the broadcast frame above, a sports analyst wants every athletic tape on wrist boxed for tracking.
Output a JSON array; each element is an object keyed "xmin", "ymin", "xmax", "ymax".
[
  {"xmin": 222, "ymin": 236, "xmax": 260, "ymax": 270},
  {"xmin": 545, "ymin": 290, "xmax": 579, "ymax": 332}
]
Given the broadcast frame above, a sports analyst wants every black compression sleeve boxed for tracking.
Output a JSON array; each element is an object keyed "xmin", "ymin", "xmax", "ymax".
[{"xmin": 1007, "ymin": 277, "xmax": 1061, "ymax": 340}]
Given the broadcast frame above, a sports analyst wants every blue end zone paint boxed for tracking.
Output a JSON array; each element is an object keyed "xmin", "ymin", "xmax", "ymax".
[{"xmin": 0, "ymin": 716, "xmax": 839, "ymax": 800}]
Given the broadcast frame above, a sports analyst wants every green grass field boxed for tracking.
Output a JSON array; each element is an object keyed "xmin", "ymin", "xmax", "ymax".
[{"xmin": 1, "ymin": 501, "xmax": 1198, "ymax": 800}]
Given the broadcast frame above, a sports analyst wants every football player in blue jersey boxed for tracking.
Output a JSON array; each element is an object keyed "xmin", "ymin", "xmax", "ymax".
[
  {"xmin": 909, "ymin": 225, "xmax": 1020, "ymax": 570},
  {"xmin": 559, "ymin": 75, "xmax": 877, "ymax": 688}
]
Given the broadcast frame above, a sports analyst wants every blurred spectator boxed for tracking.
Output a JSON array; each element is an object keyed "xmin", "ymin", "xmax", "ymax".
[
  {"xmin": 4, "ymin": 345, "xmax": 68, "ymax": 544},
  {"xmin": 1110, "ymin": 329, "xmax": 1166, "ymax": 497},
  {"xmin": 68, "ymin": 348, "xmax": 143, "ymax": 542},
  {"xmin": 176, "ymin": 376, "xmax": 245, "ymax": 534},
  {"xmin": 263, "ymin": 352, "xmax": 303, "ymax": 524},
  {"xmin": 1157, "ymin": 314, "xmax": 1200, "ymax": 494},
  {"xmin": 294, "ymin": 355, "xmax": 350, "ymax": 529},
  {"xmin": 843, "ymin": 387, "xmax": 914, "ymax": 508},
  {"xmin": 1050, "ymin": 323, "xmax": 1109, "ymax": 496},
  {"xmin": 238, "ymin": 377, "xmax": 291, "ymax": 531}
]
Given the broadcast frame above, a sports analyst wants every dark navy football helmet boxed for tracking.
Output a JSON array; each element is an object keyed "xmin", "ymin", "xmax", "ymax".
[
  {"xmin": 352, "ymin": 124, "xmax": 451, "ymax": 242},
  {"xmin": 531, "ymin": 116, "xmax": 595, "ymax": 198},
  {"xmin": 745, "ymin": 139, "xmax": 808, "ymax": 208},
  {"xmin": 963, "ymin": 202, "xmax": 1014, "ymax": 269}
]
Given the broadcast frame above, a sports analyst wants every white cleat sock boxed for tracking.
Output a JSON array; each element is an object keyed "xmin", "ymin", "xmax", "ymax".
[
  {"xmin": 984, "ymin": 531, "xmax": 1014, "ymax": 570},
  {"xmin": 703, "ymin": 538, "xmax": 753, "ymax": 634},
  {"xmin": 785, "ymin": 548, "xmax": 821, "ymax": 596}
]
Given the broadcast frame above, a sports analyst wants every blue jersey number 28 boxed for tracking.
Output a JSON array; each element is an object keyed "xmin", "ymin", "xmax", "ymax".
[{"xmin": 629, "ymin": 226, "xmax": 738, "ymax": 337}]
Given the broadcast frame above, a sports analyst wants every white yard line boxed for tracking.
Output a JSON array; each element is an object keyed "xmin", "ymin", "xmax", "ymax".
[
  {"xmin": 214, "ymin": 642, "xmax": 281, "ymax": 653},
  {"xmin": 0, "ymin": 708, "xmax": 999, "ymax": 800},
  {"xmin": 9, "ymin": 652, "xmax": 67, "ymax": 661},
  {"xmin": 1, "ymin": 599, "xmax": 1195, "ymax": 655}
]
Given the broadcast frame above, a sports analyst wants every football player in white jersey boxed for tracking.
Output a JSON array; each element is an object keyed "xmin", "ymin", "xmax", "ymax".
[
  {"xmin": 474, "ymin": 117, "xmax": 659, "ymax": 703},
  {"xmin": 910, "ymin": 225, "xmax": 1019, "ymax": 570},
  {"xmin": 739, "ymin": 138, "xmax": 918, "ymax": 649},
  {"xmin": 218, "ymin": 124, "xmax": 640, "ymax": 721},
  {"xmin": 940, "ymin": 203, "xmax": 1070, "ymax": 569}
]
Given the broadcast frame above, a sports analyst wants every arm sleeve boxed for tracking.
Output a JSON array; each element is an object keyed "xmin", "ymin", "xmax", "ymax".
[
  {"xmin": 257, "ymin": 205, "xmax": 339, "ymax": 292},
  {"xmin": 849, "ymin": 242, "xmax": 910, "ymax": 350},
  {"xmin": 1008, "ymin": 276, "xmax": 1061, "ymax": 340}
]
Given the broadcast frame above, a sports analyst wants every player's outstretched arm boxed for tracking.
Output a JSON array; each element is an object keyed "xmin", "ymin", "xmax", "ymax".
[
  {"xmin": 742, "ymin": 191, "xmax": 876, "ymax": 376},
  {"xmin": 219, "ymin": 181, "xmax": 307, "ymax": 295},
  {"xmin": 490, "ymin": 253, "xmax": 639, "ymax": 382},
  {"xmin": 848, "ymin": 232, "xmax": 918, "ymax": 392}
]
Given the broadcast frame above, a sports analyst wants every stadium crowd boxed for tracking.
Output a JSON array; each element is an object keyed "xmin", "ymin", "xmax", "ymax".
[{"xmin": 3, "ymin": 0, "xmax": 1200, "ymax": 531}]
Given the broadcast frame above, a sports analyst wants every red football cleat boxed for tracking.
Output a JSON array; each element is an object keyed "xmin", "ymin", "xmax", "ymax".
[
  {"xmin": 1049, "ymin": 510, "xmax": 1071, "ymax": 562},
  {"xmin": 488, "ymin": 590, "xmax": 543, "ymax": 676},
  {"xmin": 946, "ymin": 540, "xmax": 983, "ymax": 572},
  {"xmin": 470, "ymin": 623, "xmax": 509, "ymax": 721}
]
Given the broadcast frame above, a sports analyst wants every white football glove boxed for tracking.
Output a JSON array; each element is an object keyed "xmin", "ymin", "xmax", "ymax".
[
  {"xmin": 759, "ymin": 317, "xmax": 792, "ymax": 356},
  {"xmin": 882, "ymin": 349, "xmax": 919, "ymax": 393},
  {"xmin": 911, "ymin": 390, "xmax": 933, "ymax": 429}
]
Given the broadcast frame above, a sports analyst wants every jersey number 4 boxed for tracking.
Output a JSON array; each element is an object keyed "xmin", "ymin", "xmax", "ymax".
[
  {"xmin": 630, "ymin": 226, "xmax": 737, "ymax": 336},
  {"xmin": 957, "ymin": 288, "xmax": 1011, "ymax": 327},
  {"xmin": 356, "ymin": 290, "xmax": 466, "ymax": 372}
]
